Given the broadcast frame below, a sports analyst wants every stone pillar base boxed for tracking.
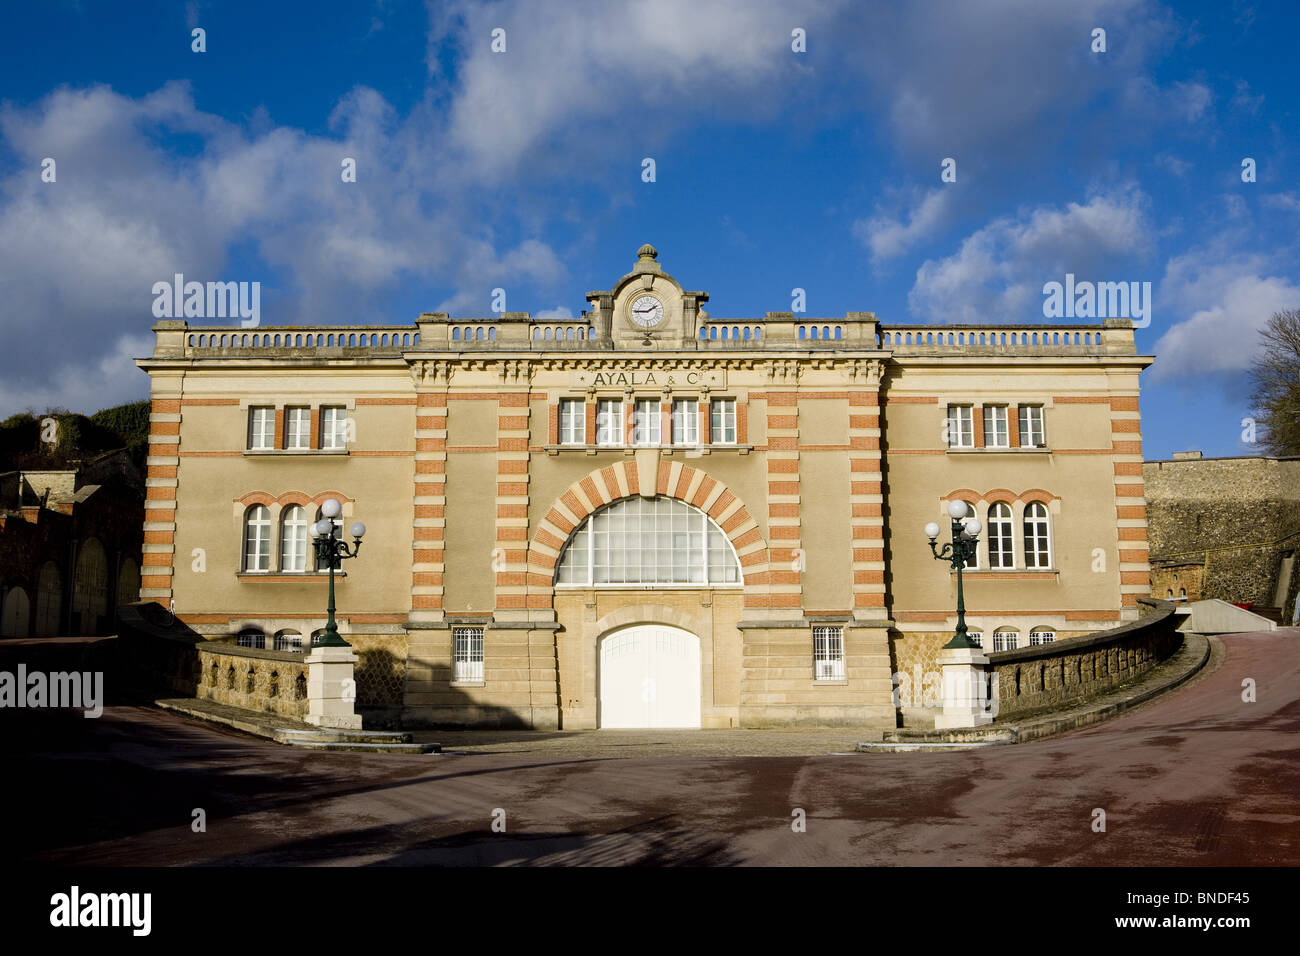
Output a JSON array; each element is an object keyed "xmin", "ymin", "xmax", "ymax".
[
  {"xmin": 933, "ymin": 646, "xmax": 995, "ymax": 730},
  {"xmin": 305, "ymin": 645, "xmax": 363, "ymax": 730}
]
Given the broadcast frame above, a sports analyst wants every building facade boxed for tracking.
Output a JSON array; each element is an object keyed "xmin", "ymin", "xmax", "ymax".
[
  {"xmin": 135, "ymin": 245, "xmax": 1153, "ymax": 729},
  {"xmin": 0, "ymin": 450, "xmax": 144, "ymax": 638}
]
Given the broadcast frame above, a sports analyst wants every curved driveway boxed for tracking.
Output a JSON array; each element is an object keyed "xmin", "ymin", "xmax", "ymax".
[{"xmin": 7, "ymin": 630, "xmax": 1297, "ymax": 866}]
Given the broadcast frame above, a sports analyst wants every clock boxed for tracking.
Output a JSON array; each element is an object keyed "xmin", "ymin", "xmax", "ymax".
[{"xmin": 630, "ymin": 294, "xmax": 664, "ymax": 328}]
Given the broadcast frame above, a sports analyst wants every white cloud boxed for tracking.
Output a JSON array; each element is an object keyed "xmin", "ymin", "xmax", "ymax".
[
  {"xmin": 907, "ymin": 189, "xmax": 1153, "ymax": 323},
  {"xmin": 854, "ymin": 188, "xmax": 953, "ymax": 263},
  {"xmin": 1152, "ymin": 247, "xmax": 1300, "ymax": 377}
]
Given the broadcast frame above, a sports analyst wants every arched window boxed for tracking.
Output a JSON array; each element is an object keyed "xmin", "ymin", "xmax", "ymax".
[
  {"xmin": 116, "ymin": 557, "xmax": 140, "ymax": 607},
  {"xmin": 1029, "ymin": 627, "xmax": 1056, "ymax": 646},
  {"xmin": 274, "ymin": 629, "xmax": 304, "ymax": 652},
  {"xmin": 243, "ymin": 505, "xmax": 272, "ymax": 572},
  {"xmin": 987, "ymin": 502, "xmax": 1014, "ymax": 568},
  {"xmin": 73, "ymin": 538, "xmax": 108, "ymax": 634},
  {"xmin": 555, "ymin": 497, "xmax": 742, "ymax": 587},
  {"xmin": 992, "ymin": 627, "xmax": 1019, "ymax": 651},
  {"xmin": 238, "ymin": 627, "xmax": 265, "ymax": 649},
  {"xmin": 280, "ymin": 505, "xmax": 310, "ymax": 572},
  {"xmin": 35, "ymin": 562, "xmax": 61, "ymax": 636},
  {"xmin": 955, "ymin": 501, "xmax": 979, "ymax": 569},
  {"xmin": 1023, "ymin": 502, "xmax": 1051, "ymax": 568},
  {"xmin": 1, "ymin": 587, "xmax": 30, "ymax": 637}
]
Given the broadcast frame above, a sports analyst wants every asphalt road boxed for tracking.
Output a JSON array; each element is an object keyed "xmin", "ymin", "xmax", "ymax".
[{"xmin": 4, "ymin": 630, "xmax": 1297, "ymax": 866}]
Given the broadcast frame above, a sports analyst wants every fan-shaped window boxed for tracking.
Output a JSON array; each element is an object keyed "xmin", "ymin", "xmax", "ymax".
[
  {"xmin": 555, "ymin": 497, "xmax": 742, "ymax": 587},
  {"xmin": 237, "ymin": 627, "xmax": 265, "ymax": 649},
  {"xmin": 992, "ymin": 627, "xmax": 1019, "ymax": 651},
  {"xmin": 1029, "ymin": 627, "xmax": 1056, "ymax": 646}
]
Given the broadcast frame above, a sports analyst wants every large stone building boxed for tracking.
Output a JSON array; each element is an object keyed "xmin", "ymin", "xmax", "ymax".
[{"xmin": 134, "ymin": 245, "xmax": 1153, "ymax": 729}]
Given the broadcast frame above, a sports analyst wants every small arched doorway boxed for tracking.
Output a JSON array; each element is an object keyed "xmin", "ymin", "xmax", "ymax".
[
  {"xmin": 1, "ymin": 587, "xmax": 31, "ymax": 637},
  {"xmin": 598, "ymin": 624, "xmax": 701, "ymax": 729}
]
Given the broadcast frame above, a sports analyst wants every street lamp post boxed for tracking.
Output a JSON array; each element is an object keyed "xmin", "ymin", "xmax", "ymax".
[
  {"xmin": 310, "ymin": 498, "xmax": 366, "ymax": 649},
  {"xmin": 925, "ymin": 500, "xmax": 983, "ymax": 650}
]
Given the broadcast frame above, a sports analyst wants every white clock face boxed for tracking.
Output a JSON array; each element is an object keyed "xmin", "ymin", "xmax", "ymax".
[{"xmin": 630, "ymin": 294, "xmax": 664, "ymax": 328}]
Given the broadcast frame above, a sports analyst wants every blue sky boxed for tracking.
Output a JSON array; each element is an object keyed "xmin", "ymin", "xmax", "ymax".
[{"xmin": 1, "ymin": 0, "xmax": 1297, "ymax": 459}]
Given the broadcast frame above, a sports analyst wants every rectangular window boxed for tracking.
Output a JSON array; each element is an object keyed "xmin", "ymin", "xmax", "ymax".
[
  {"xmin": 632, "ymin": 398, "xmax": 661, "ymax": 446},
  {"xmin": 559, "ymin": 399, "xmax": 585, "ymax": 445},
  {"xmin": 672, "ymin": 398, "xmax": 698, "ymax": 446},
  {"xmin": 248, "ymin": 407, "xmax": 274, "ymax": 450},
  {"xmin": 321, "ymin": 406, "xmax": 348, "ymax": 449},
  {"xmin": 285, "ymin": 407, "xmax": 311, "ymax": 450},
  {"xmin": 947, "ymin": 404, "xmax": 973, "ymax": 448},
  {"xmin": 596, "ymin": 399, "xmax": 623, "ymax": 446},
  {"xmin": 813, "ymin": 625, "xmax": 845, "ymax": 680},
  {"xmin": 1019, "ymin": 405, "xmax": 1046, "ymax": 447},
  {"xmin": 710, "ymin": 398, "xmax": 737, "ymax": 444},
  {"xmin": 982, "ymin": 405, "xmax": 1009, "ymax": 448},
  {"xmin": 453, "ymin": 626, "xmax": 484, "ymax": 682}
]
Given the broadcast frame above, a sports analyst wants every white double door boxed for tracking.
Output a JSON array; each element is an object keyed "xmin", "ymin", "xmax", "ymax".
[{"xmin": 599, "ymin": 624, "xmax": 701, "ymax": 729}]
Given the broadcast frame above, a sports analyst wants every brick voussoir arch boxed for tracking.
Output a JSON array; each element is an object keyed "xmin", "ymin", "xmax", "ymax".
[
  {"xmin": 234, "ymin": 491, "xmax": 356, "ymax": 508},
  {"xmin": 526, "ymin": 461, "xmax": 771, "ymax": 599},
  {"xmin": 942, "ymin": 488, "xmax": 1061, "ymax": 506}
]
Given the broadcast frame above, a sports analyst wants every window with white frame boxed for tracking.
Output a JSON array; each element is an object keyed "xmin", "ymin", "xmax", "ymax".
[
  {"xmin": 956, "ymin": 501, "xmax": 979, "ymax": 569},
  {"xmin": 632, "ymin": 398, "xmax": 661, "ymax": 446},
  {"xmin": 813, "ymin": 625, "xmax": 845, "ymax": 680},
  {"xmin": 993, "ymin": 627, "xmax": 1019, "ymax": 651},
  {"xmin": 1018, "ymin": 405, "xmax": 1046, "ymax": 447},
  {"xmin": 987, "ymin": 502, "xmax": 1015, "ymax": 568},
  {"xmin": 1029, "ymin": 628, "xmax": 1056, "ymax": 646},
  {"xmin": 1024, "ymin": 502, "xmax": 1052, "ymax": 568},
  {"xmin": 238, "ymin": 628, "xmax": 265, "ymax": 649},
  {"xmin": 274, "ymin": 629, "xmax": 304, "ymax": 652},
  {"xmin": 280, "ymin": 505, "xmax": 310, "ymax": 572},
  {"xmin": 947, "ymin": 404, "xmax": 973, "ymax": 448},
  {"xmin": 554, "ymin": 496, "xmax": 742, "ymax": 586},
  {"xmin": 710, "ymin": 398, "xmax": 737, "ymax": 444},
  {"xmin": 453, "ymin": 626, "xmax": 484, "ymax": 682},
  {"xmin": 285, "ymin": 406, "xmax": 311, "ymax": 450},
  {"xmin": 248, "ymin": 407, "xmax": 275, "ymax": 450},
  {"xmin": 596, "ymin": 399, "xmax": 623, "ymax": 446},
  {"xmin": 321, "ymin": 406, "xmax": 348, "ymax": 449},
  {"xmin": 243, "ymin": 505, "xmax": 272, "ymax": 571},
  {"xmin": 672, "ymin": 398, "xmax": 698, "ymax": 446},
  {"xmin": 965, "ymin": 630, "xmax": 982, "ymax": 648},
  {"xmin": 559, "ymin": 399, "xmax": 585, "ymax": 445},
  {"xmin": 983, "ymin": 405, "xmax": 1009, "ymax": 448}
]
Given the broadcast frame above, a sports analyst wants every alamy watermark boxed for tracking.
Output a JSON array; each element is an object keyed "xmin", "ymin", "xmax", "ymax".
[
  {"xmin": 1042, "ymin": 273, "xmax": 1151, "ymax": 328},
  {"xmin": 0, "ymin": 665, "xmax": 103, "ymax": 717},
  {"xmin": 151, "ymin": 274, "xmax": 260, "ymax": 327}
]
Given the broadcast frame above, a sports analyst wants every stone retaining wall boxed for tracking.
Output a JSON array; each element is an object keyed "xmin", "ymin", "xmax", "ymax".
[
  {"xmin": 196, "ymin": 642, "xmax": 309, "ymax": 719},
  {"xmin": 987, "ymin": 598, "xmax": 1183, "ymax": 720}
]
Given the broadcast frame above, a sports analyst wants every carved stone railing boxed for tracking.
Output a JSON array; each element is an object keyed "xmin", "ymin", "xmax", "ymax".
[
  {"xmin": 879, "ymin": 319, "xmax": 1136, "ymax": 355},
  {"xmin": 196, "ymin": 641, "xmax": 309, "ymax": 719}
]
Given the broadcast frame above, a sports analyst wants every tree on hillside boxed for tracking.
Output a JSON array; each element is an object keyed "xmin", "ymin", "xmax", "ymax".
[{"xmin": 1250, "ymin": 308, "xmax": 1300, "ymax": 456}]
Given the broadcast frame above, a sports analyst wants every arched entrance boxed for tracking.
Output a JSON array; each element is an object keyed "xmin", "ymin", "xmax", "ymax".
[
  {"xmin": 1, "ymin": 587, "xmax": 31, "ymax": 637},
  {"xmin": 599, "ymin": 624, "xmax": 701, "ymax": 728}
]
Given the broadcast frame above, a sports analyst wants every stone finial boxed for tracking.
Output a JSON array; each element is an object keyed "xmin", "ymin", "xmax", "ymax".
[{"xmin": 637, "ymin": 243, "xmax": 658, "ymax": 260}]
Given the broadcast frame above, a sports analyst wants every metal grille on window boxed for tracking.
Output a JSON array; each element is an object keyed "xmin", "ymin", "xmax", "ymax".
[
  {"xmin": 993, "ymin": 627, "xmax": 1018, "ymax": 651},
  {"xmin": 813, "ymin": 625, "xmax": 845, "ymax": 680},
  {"xmin": 1029, "ymin": 628, "xmax": 1056, "ymax": 646},
  {"xmin": 453, "ymin": 627, "xmax": 484, "ymax": 682}
]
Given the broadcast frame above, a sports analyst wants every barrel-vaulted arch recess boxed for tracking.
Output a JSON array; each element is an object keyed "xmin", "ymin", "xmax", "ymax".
[{"xmin": 525, "ymin": 460, "xmax": 771, "ymax": 609}]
